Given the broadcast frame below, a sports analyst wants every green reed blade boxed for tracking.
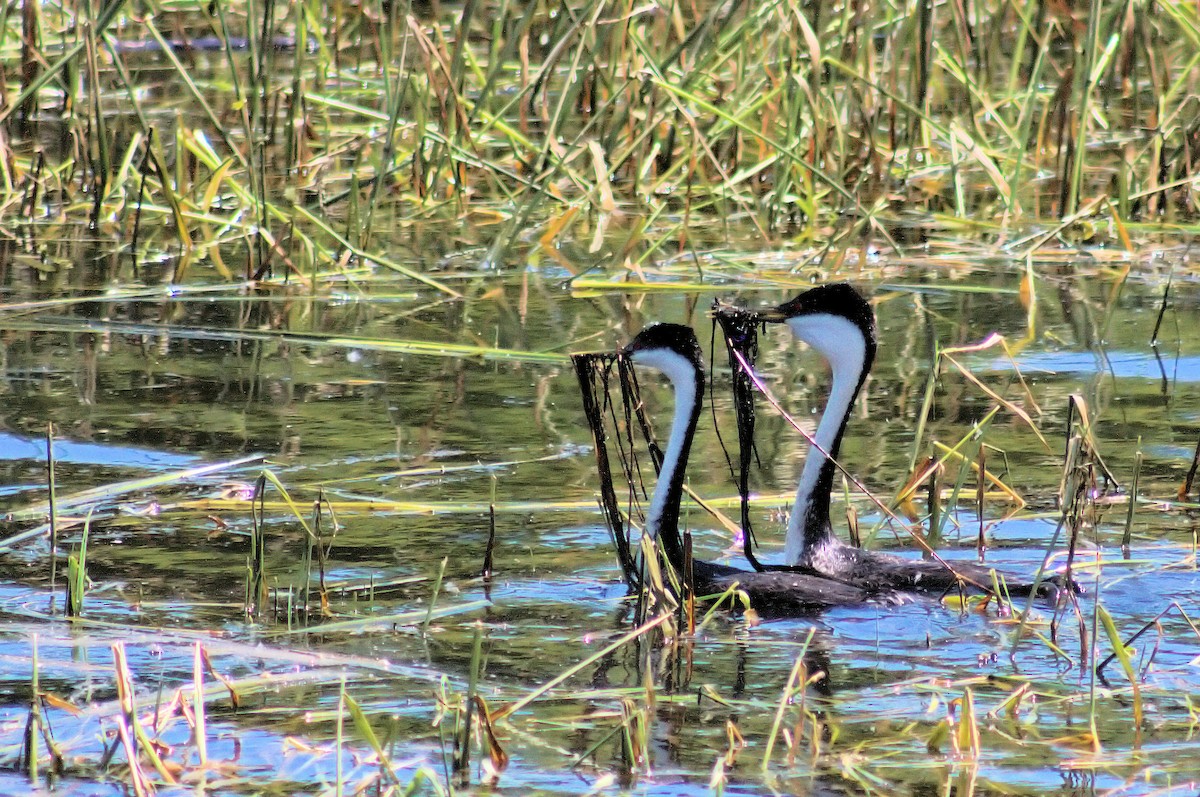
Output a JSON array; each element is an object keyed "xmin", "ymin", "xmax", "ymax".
[{"xmin": 0, "ymin": 454, "xmax": 265, "ymax": 532}]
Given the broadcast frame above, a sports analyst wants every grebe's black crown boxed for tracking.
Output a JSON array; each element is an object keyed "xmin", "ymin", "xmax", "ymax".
[
  {"xmin": 767, "ymin": 283, "xmax": 876, "ymax": 343},
  {"xmin": 623, "ymin": 323, "xmax": 704, "ymax": 366}
]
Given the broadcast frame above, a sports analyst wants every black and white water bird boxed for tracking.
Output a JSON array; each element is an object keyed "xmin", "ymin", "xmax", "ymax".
[
  {"xmin": 622, "ymin": 322, "xmax": 896, "ymax": 613},
  {"xmin": 757, "ymin": 283, "xmax": 1063, "ymax": 597}
]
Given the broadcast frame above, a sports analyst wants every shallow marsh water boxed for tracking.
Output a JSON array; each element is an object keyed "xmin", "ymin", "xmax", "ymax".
[
  {"xmin": 0, "ymin": 252, "xmax": 1198, "ymax": 795},
  {"xmin": 5, "ymin": 0, "xmax": 1200, "ymax": 788}
]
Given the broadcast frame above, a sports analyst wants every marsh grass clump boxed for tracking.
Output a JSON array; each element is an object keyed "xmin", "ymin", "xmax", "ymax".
[{"xmin": 4, "ymin": 0, "xmax": 1200, "ymax": 288}]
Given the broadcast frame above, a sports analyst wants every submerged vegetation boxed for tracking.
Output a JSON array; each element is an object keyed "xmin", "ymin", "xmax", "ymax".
[{"xmin": 0, "ymin": 0, "xmax": 1199, "ymax": 794}]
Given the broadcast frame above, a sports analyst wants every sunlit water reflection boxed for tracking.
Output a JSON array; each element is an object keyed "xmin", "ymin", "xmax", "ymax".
[{"xmin": 0, "ymin": 266, "xmax": 1198, "ymax": 795}]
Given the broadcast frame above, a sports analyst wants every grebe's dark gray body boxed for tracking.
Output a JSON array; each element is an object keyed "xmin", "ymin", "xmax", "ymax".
[{"xmin": 624, "ymin": 323, "xmax": 897, "ymax": 613}]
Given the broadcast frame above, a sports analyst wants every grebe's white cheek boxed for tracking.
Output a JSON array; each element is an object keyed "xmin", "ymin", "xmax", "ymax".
[
  {"xmin": 630, "ymin": 349, "xmax": 696, "ymax": 388},
  {"xmin": 785, "ymin": 314, "xmax": 867, "ymax": 374}
]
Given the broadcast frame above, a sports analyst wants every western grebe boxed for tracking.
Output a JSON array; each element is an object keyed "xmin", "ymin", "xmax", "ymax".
[
  {"xmin": 621, "ymin": 322, "xmax": 897, "ymax": 613},
  {"xmin": 754, "ymin": 283, "xmax": 1065, "ymax": 597}
]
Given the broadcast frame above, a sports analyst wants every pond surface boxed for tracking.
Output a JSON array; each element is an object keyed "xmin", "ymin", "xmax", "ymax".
[{"xmin": 1, "ymin": 252, "xmax": 1198, "ymax": 795}]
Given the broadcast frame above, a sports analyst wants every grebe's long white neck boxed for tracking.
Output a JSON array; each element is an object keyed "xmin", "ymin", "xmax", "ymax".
[
  {"xmin": 624, "ymin": 324, "xmax": 706, "ymax": 566},
  {"xmin": 634, "ymin": 348, "xmax": 699, "ymax": 541},
  {"xmin": 782, "ymin": 313, "xmax": 871, "ymax": 564},
  {"xmin": 758, "ymin": 284, "xmax": 877, "ymax": 567}
]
